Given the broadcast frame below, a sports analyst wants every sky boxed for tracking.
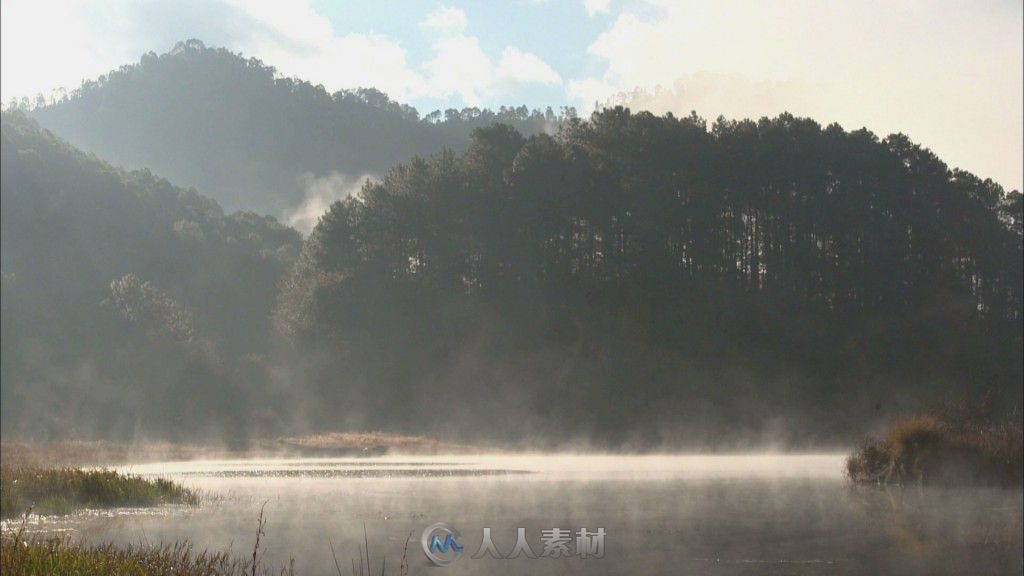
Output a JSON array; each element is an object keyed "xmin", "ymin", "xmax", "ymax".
[{"xmin": 1, "ymin": 0, "xmax": 1022, "ymax": 191}]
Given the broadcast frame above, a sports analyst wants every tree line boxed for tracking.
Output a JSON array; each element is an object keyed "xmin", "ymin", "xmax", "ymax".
[
  {"xmin": 2, "ymin": 96, "xmax": 1020, "ymax": 446},
  {"xmin": 276, "ymin": 109, "xmax": 1021, "ymax": 445}
]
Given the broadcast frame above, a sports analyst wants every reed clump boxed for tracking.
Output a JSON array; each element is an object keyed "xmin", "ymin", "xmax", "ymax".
[
  {"xmin": 847, "ymin": 398, "xmax": 1022, "ymax": 487},
  {"xmin": 0, "ymin": 534, "xmax": 292, "ymax": 576},
  {"xmin": 0, "ymin": 467, "xmax": 198, "ymax": 519}
]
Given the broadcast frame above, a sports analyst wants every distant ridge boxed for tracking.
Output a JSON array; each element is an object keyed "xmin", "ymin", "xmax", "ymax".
[{"xmin": 29, "ymin": 40, "xmax": 563, "ymax": 218}]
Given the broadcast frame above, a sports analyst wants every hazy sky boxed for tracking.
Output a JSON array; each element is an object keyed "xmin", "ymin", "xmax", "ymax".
[{"xmin": 2, "ymin": 0, "xmax": 1021, "ymax": 190}]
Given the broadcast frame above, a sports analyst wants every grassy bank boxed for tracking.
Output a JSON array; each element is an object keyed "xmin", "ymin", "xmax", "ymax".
[
  {"xmin": 847, "ymin": 401, "xmax": 1022, "ymax": 487},
  {"xmin": 0, "ymin": 535, "xmax": 293, "ymax": 576},
  {"xmin": 0, "ymin": 467, "xmax": 198, "ymax": 519}
]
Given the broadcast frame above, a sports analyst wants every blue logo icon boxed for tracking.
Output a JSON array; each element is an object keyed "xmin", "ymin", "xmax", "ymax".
[
  {"xmin": 430, "ymin": 532, "xmax": 464, "ymax": 554},
  {"xmin": 422, "ymin": 523, "xmax": 463, "ymax": 566}
]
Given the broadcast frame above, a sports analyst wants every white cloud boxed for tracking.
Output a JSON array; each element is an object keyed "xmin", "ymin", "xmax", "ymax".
[
  {"xmin": 1, "ymin": 0, "xmax": 127, "ymax": 103},
  {"xmin": 417, "ymin": 9, "xmax": 560, "ymax": 105},
  {"xmin": 497, "ymin": 48, "xmax": 561, "ymax": 87},
  {"xmin": 421, "ymin": 6, "xmax": 468, "ymax": 34},
  {"xmin": 422, "ymin": 40, "xmax": 561, "ymax": 106},
  {"xmin": 422, "ymin": 35, "xmax": 494, "ymax": 106},
  {"xmin": 275, "ymin": 32, "xmax": 424, "ymax": 100},
  {"xmin": 214, "ymin": 0, "xmax": 425, "ymax": 100},
  {"xmin": 566, "ymin": 77, "xmax": 615, "ymax": 108},
  {"xmin": 569, "ymin": 0, "xmax": 1024, "ymax": 191},
  {"xmin": 582, "ymin": 0, "xmax": 611, "ymax": 17}
]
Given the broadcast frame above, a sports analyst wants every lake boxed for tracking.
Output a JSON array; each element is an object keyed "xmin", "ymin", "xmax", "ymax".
[{"xmin": 9, "ymin": 455, "xmax": 1023, "ymax": 575}]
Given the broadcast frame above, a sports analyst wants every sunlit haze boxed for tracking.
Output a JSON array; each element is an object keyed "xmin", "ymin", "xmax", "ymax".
[{"xmin": 2, "ymin": 0, "xmax": 1022, "ymax": 190}]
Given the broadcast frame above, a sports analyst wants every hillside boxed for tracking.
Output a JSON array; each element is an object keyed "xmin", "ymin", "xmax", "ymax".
[
  {"xmin": 0, "ymin": 110, "xmax": 301, "ymax": 439},
  {"xmin": 29, "ymin": 40, "xmax": 560, "ymax": 219}
]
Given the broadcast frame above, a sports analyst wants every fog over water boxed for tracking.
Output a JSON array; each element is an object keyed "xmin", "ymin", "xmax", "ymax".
[
  {"xmin": 7, "ymin": 455, "xmax": 1021, "ymax": 575},
  {"xmin": 0, "ymin": 6, "xmax": 1021, "ymax": 575}
]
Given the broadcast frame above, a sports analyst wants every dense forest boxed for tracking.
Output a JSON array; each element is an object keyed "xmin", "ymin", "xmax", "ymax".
[
  {"xmin": 1, "ymin": 111, "xmax": 300, "ymax": 440},
  {"xmin": 2, "ymin": 44, "xmax": 1021, "ymax": 446},
  {"xmin": 25, "ymin": 40, "xmax": 564, "ymax": 218},
  {"xmin": 276, "ymin": 112, "xmax": 1022, "ymax": 446}
]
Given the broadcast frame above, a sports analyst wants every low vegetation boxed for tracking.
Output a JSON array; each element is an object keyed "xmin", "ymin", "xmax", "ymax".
[
  {"xmin": 847, "ymin": 400, "xmax": 1023, "ymax": 487},
  {"xmin": 0, "ymin": 534, "xmax": 292, "ymax": 576},
  {"xmin": 0, "ymin": 467, "xmax": 198, "ymax": 519},
  {"xmin": 2, "ymin": 508, "xmax": 406, "ymax": 576},
  {"xmin": 276, "ymin": 431, "xmax": 475, "ymax": 455}
]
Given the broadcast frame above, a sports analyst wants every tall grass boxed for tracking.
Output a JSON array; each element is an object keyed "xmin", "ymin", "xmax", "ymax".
[
  {"xmin": 2, "ymin": 513, "xmax": 408, "ymax": 576},
  {"xmin": 0, "ymin": 467, "xmax": 198, "ymax": 519},
  {"xmin": 0, "ymin": 533, "xmax": 293, "ymax": 576},
  {"xmin": 847, "ymin": 398, "xmax": 1023, "ymax": 487}
]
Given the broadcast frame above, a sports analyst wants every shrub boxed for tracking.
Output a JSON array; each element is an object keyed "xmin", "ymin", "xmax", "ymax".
[{"xmin": 847, "ymin": 403, "xmax": 1022, "ymax": 487}]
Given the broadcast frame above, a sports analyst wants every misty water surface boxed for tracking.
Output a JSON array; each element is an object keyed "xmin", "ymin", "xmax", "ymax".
[{"xmin": 9, "ymin": 455, "xmax": 1023, "ymax": 575}]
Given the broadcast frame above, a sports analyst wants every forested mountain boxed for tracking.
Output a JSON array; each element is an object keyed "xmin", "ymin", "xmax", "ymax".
[
  {"xmin": 27, "ymin": 39, "xmax": 561, "ymax": 218},
  {"xmin": 276, "ymin": 110, "xmax": 1022, "ymax": 445},
  {"xmin": 1, "ymin": 110, "xmax": 301, "ymax": 439},
  {"xmin": 4, "ymin": 50, "xmax": 1021, "ymax": 446}
]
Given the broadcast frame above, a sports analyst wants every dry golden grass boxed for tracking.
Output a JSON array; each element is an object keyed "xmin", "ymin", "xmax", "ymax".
[
  {"xmin": 885, "ymin": 415, "xmax": 944, "ymax": 458},
  {"xmin": 275, "ymin": 431, "xmax": 476, "ymax": 455},
  {"xmin": 847, "ymin": 403, "xmax": 1023, "ymax": 487}
]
